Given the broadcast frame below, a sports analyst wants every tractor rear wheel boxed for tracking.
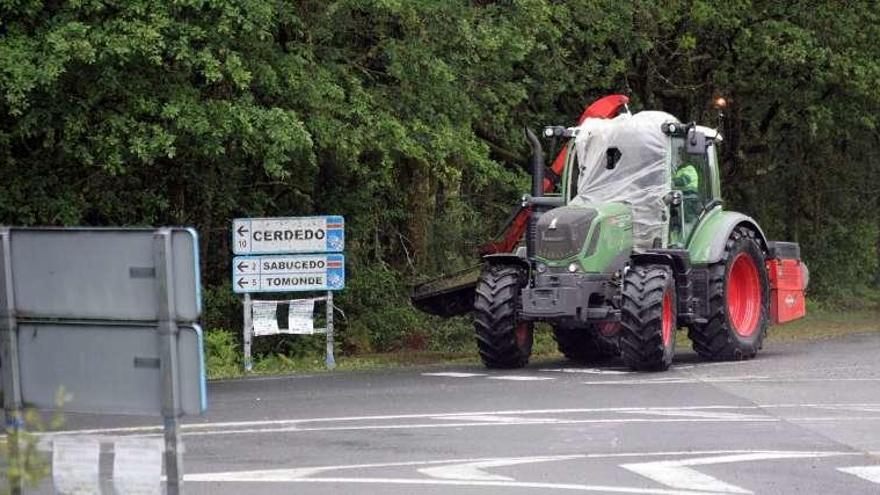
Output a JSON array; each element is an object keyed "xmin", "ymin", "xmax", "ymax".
[
  {"xmin": 619, "ymin": 265, "xmax": 677, "ymax": 371},
  {"xmin": 553, "ymin": 324, "xmax": 619, "ymax": 364},
  {"xmin": 688, "ymin": 226, "xmax": 770, "ymax": 360},
  {"xmin": 473, "ymin": 265, "xmax": 533, "ymax": 368}
]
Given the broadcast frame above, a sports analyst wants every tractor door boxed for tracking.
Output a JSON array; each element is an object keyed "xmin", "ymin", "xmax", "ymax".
[{"xmin": 669, "ymin": 137, "xmax": 713, "ymax": 247}]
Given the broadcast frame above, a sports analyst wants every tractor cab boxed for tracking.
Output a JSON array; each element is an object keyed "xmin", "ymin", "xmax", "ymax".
[{"xmin": 563, "ymin": 111, "xmax": 723, "ymax": 253}]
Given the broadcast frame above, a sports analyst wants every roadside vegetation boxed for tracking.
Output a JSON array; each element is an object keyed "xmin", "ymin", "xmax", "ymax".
[
  {"xmin": 2, "ymin": 2, "xmax": 879, "ymax": 376},
  {"xmin": 207, "ymin": 306, "xmax": 878, "ymax": 379}
]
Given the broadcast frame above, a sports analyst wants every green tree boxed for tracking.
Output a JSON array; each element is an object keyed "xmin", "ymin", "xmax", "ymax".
[{"xmin": 1, "ymin": 1, "xmax": 877, "ymax": 357}]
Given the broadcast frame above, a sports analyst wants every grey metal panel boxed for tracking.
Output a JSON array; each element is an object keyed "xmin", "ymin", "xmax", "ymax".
[
  {"xmin": 17, "ymin": 322, "xmax": 206, "ymax": 416},
  {"xmin": 6, "ymin": 228, "xmax": 200, "ymax": 321}
]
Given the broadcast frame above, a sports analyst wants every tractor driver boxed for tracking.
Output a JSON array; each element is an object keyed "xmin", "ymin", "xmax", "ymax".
[
  {"xmin": 669, "ymin": 161, "xmax": 702, "ymax": 245},
  {"xmin": 673, "ymin": 163, "xmax": 699, "ymax": 194}
]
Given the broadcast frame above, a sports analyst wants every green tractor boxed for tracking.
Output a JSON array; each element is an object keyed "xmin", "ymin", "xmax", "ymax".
[{"xmin": 473, "ymin": 110, "xmax": 807, "ymax": 371}]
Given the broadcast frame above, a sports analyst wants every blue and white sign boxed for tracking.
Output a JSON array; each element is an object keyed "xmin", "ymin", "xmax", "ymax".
[
  {"xmin": 232, "ymin": 216, "xmax": 344, "ymax": 255},
  {"xmin": 233, "ymin": 253, "xmax": 345, "ymax": 293}
]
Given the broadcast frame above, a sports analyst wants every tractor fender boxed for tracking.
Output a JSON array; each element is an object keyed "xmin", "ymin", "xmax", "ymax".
[
  {"xmin": 482, "ymin": 253, "xmax": 531, "ymax": 272},
  {"xmin": 688, "ymin": 209, "xmax": 769, "ymax": 265}
]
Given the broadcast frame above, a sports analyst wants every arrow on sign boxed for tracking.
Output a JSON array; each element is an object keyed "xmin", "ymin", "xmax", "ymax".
[
  {"xmin": 237, "ymin": 278, "xmax": 248, "ymax": 289},
  {"xmin": 237, "ymin": 225, "xmax": 249, "ymax": 237},
  {"xmin": 237, "ymin": 261, "xmax": 249, "ymax": 272}
]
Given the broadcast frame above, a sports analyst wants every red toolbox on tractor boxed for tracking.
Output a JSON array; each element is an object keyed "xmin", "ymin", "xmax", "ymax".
[{"xmin": 766, "ymin": 242, "xmax": 808, "ymax": 324}]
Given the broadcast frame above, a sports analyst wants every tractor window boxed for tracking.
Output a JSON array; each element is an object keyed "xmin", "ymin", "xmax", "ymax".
[{"xmin": 670, "ymin": 137, "xmax": 712, "ymax": 245}]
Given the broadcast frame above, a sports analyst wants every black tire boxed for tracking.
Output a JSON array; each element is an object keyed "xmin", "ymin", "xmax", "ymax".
[
  {"xmin": 552, "ymin": 325, "xmax": 619, "ymax": 364},
  {"xmin": 688, "ymin": 226, "xmax": 770, "ymax": 360},
  {"xmin": 619, "ymin": 265, "xmax": 677, "ymax": 371},
  {"xmin": 473, "ymin": 265, "xmax": 533, "ymax": 368}
]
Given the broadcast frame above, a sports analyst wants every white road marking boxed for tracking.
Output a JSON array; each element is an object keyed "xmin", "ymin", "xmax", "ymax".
[
  {"xmin": 811, "ymin": 404, "xmax": 880, "ymax": 414},
  {"xmin": 619, "ymin": 410, "xmax": 770, "ymax": 421},
  {"xmin": 184, "ymin": 475, "xmax": 724, "ymax": 494},
  {"xmin": 582, "ymin": 375, "xmax": 770, "ymax": 385},
  {"xmin": 540, "ymin": 368, "xmax": 631, "ymax": 375},
  {"xmin": 418, "ymin": 455, "xmax": 582, "ymax": 481},
  {"xmin": 430, "ymin": 414, "xmax": 562, "ymax": 424},
  {"xmin": 186, "ymin": 450, "xmax": 861, "ymax": 493},
  {"xmin": 487, "ymin": 375, "xmax": 556, "ymax": 381},
  {"xmin": 581, "ymin": 376, "xmax": 880, "ymax": 385},
  {"xmin": 113, "ymin": 438, "xmax": 163, "ymax": 495},
  {"xmin": 52, "ymin": 437, "xmax": 101, "ymax": 495},
  {"xmin": 421, "ymin": 372, "xmax": 487, "ymax": 378},
  {"xmin": 621, "ymin": 451, "xmax": 844, "ymax": 494},
  {"xmin": 677, "ymin": 361, "xmax": 746, "ymax": 369},
  {"xmin": 35, "ymin": 402, "xmax": 880, "ymax": 438},
  {"xmin": 182, "ymin": 417, "xmax": 782, "ymax": 437},
  {"xmin": 837, "ymin": 466, "xmax": 880, "ymax": 484}
]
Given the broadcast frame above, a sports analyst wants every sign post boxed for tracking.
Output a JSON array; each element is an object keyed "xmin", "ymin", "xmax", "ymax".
[
  {"xmin": 0, "ymin": 227, "xmax": 206, "ymax": 495},
  {"xmin": 155, "ymin": 228, "xmax": 184, "ymax": 495},
  {"xmin": 0, "ymin": 227, "xmax": 24, "ymax": 495},
  {"xmin": 243, "ymin": 293, "xmax": 254, "ymax": 372},
  {"xmin": 326, "ymin": 291, "xmax": 336, "ymax": 369},
  {"xmin": 233, "ymin": 216, "xmax": 344, "ymax": 372}
]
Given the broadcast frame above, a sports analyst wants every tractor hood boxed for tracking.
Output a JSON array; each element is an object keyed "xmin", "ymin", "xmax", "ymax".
[
  {"xmin": 535, "ymin": 205, "xmax": 598, "ymax": 260},
  {"xmin": 571, "ymin": 111, "xmax": 676, "ymax": 249}
]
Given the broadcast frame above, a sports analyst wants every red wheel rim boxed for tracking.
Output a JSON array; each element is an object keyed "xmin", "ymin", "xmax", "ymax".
[
  {"xmin": 727, "ymin": 253, "xmax": 761, "ymax": 337},
  {"xmin": 598, "ymin": 322, "xmax": 621, "ymax": 337},
  {"xmin": 661, "ymin": 289, "xmax": 674, "ymax": 346},
  {"xmin": 515, "ymin": 323, "xmax": 530, "ymax": 349}
]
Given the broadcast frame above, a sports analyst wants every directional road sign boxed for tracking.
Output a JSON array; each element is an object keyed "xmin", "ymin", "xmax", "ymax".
[
  {"xmin": 0, "ymin": 227, "xmax": 201, "ymax": 321},
  {"xmin": 16, "ymin": 322, "xmax": 207, "ymax": 416},
  {"xmin": 232, "ymin": 254, "xmax": 345, "ymax": 293},
  {"xmin": 232, "ymin": 216, "xmax": 344, "ymax": 255}
]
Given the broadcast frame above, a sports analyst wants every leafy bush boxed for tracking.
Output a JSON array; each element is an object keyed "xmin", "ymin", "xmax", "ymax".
[{"xmin": 204, "ymin": 329, "xmax": 241, "ymax": 379}]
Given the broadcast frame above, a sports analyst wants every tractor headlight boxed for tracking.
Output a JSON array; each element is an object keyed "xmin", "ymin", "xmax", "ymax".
[
  {"xmin": 568, "ymin": 262, "xmax": 579, "ymax": 273},
  {"xmin": 536, "ymin": 263, "xmax": 548, "ymax": 273}
]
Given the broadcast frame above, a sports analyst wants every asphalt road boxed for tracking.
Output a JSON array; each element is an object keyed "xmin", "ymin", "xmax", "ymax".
[{"xmin": 38, "ymin": 331, "xmax": 880, "ymax": 494}]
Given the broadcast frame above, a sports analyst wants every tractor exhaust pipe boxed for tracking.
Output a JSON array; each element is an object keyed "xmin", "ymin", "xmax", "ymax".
[
  {"xmin": 524, "ymin": 127, "xmax": 545, "ymax": 260},
  {"xmin": 525, "ymin": 127, "xmax": 545, "ymax": 198}
]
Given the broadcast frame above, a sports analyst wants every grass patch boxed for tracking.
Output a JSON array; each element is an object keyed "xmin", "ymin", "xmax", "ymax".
[
  {"xmin": 206, "ymin": 309, "xmax": 879, "ymax": 380},
  {"xmin": 763, "ymin": 309, "xmax": 879, "ymax": 343},
  {"xmin": 207, "ymin": 324, "xmax": 561, "ymax": 380}
]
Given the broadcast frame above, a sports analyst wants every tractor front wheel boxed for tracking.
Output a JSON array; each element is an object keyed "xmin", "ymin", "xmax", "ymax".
[
  {"xmin": 619, "ymin": 265, "xmax": 677, "ymax": 371},
  {"xmin": 473, "ymin": 265, "xmax": 533, "ymax": 368},
  {"xmin": 688, "ymin": 226, "xmax": 770, "ymax": 360}
]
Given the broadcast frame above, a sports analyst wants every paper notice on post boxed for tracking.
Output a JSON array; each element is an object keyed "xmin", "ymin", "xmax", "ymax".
[
  {"xmin": 288, "ymin": 299, "xmax": 315, "ymax": 334},
  {"xmin": 113, "ymin": 438, "xmax": 163, "ymax": 495},
  {"xmin": 252, "ymin": 300, "xmax": 280, "ymax": 336},
  {"xmin": 53, "ymin": 437, "xmax": 100, "ymax": 495}
]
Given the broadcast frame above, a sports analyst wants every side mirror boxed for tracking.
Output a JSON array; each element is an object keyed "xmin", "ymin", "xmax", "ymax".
[{"xmin": 686, "ymin": 126, "xmax": 706, "ymax": 155}]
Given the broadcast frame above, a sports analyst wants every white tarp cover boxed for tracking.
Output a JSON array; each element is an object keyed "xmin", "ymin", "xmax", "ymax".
[{"xmin": 571, "ymin": 111, "xmax": 677, "ymax": 249}]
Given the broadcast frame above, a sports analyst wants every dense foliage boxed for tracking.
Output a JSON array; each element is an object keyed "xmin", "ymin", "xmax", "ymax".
[{"xmin": 2, "ymin": 1, "xmax": 878, "ymax": 355}]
